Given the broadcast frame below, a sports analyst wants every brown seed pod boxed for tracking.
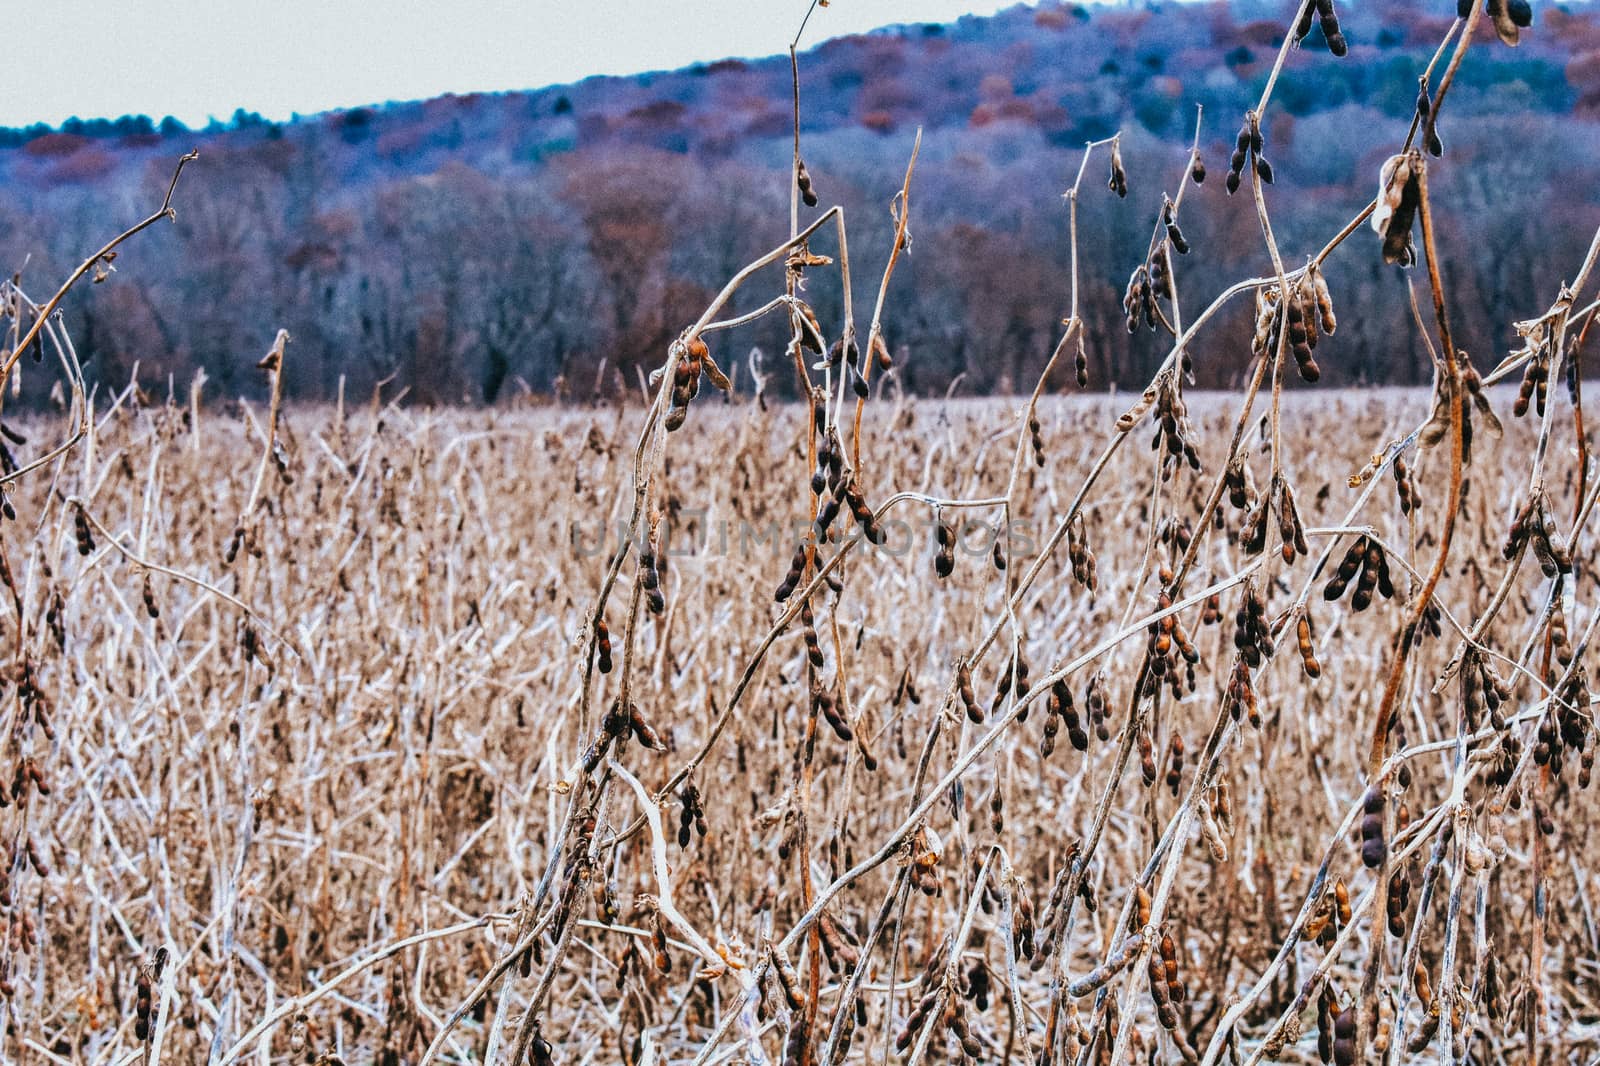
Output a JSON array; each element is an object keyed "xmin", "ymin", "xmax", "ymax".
[
  {"xmin": 991, "ymin": 650, "xmax": 1030, "ymax": 719},
  {"xmin": 651, "ymin": 911, "xmax": 672, "ymax": 973},
  {"xmin": 1148, "ymin": 242, "xmax": 1174, "ymax": 302},
  {"xmin": 813, "ymin": 428, "xmax": 834, "ymax": 495},
  {"xmin": 1513, "ymin": 357, "xmax": 1548, "ymax": 419},
  {"xmin": 1148, "ymin": 951, "xmax": 1178, "ymax": 1030},
  {"xmin": 1068, "ymin": 515, "xmax": 1098, "ymax": 592},
  {"xmin": 1313, "ymin": 985, "xmax": 1339, "ymax": 1063},
  {"xmin": 664, "ymin": 338, "xmax": 708, "ymax": 431},
  {"xmin": 1011, "ymin": 877, "xmax": 1037, "ymax": 957},
  {"xmin": 1286, "ymin": 288, "xmax": 1322, "ymax": 382},
  {"xmin": 1317, "ymin": 0, "xmax": 1348, "ymax": 55},
  {"xmin": 1049, "ymin": 677, "xmax": 1088, "ymax": 753},
  {"xmin": 1350, "ymin": 545, "xmax": 1380, "ymax": 611},
  {"xmin": 1386, "ymin": 868, "xmax": 1412, "ymax": 937},
  {"xmin": 1039, "ymin": 701, "xmax": 1060, "ymax": 759},
  {"xmin": 817, "ymin": 911, "xmax": 861, "ymax": 974},
  {"xmin": 945, "ymin": 998, "xmax": 984, "ymax": 1059},
  {"xmin": 638, "ymin": 526, "xmax": 666, "ymax": 616},
  {"xmin": 795, "ymin": 302, "xmax": 826, "ymax": 354},
  {"xmin": 629, "ymin": 705, "xmax": 665, "ymax": 750},
  {"xmin": 850, "ymin": 362, "xmax": 869, "ymax": 398},
  {"xmin": 1226, "ymin": 118, "xmax": 1250, "ymax": 195},
  {"xmin": 1308, "ymin": 262, "xmax": 1337, "ymax": 335},
  {"xmin": 965, "ymin": 962, "xmax": 992, "ymax": 1012},
  {"xmin": 529, "ymin": 1023, "xmax": 554, "ymax": 1066},
  {"xmin": 1320, "ymin": 997, "xmax": 1356, "ymax": 1066},
  {"xmin": 813, "ymin": 683, "xmax": 853, "ymax": 742},
  {"xmin": 602, "ymin": 697, "xmax": 632, "ymax": 742},
  {"xmin": 796, "ymin": 157, "xmax": 819, "ymax": 208},
  {"xmin": 873, "ymin": 334, "xmax": 893, "ymax": 371},
  {"xmin": 774, "ymin": 541, "xmax": 809, "ymax": 602},
  {"xmin": 1160, "ymin": 931, "xmax": 1184, "ymax": 1004},
  {"xmin": 771, "ymin": 945, "xmax": 805, "ymax": 1011},
  {"xmin": 134, "ymin": 967, "xmax": 154, "ymax": 1042},
  {"xmin": 1392, "ymin": 453, "xmax": 1418, "ymax": 515},
  {"xmin": 1294, "ymin": 0, "xmax": 1318, "ymax": 42},
  {"xmin": 224, "ymin": 525, "xmax": 245, "ymax": 564},
  {"xmin": 1231, "ymin": 581, "xmax": 1274, "ymax": 668},
  {"xmin": 843, "ymin": 480, "xmax": 885, "ymax": 544},
  {"xmin": 934, "ymin": 517, "xmax": 956, "ymax": 578},
  {"xmin": 1277, "ymin": 478, "xmax": 1310, "ymax": 562},
  {"xmin": 676, "ymin": 783, "xmax": 706, "ymax": 848},
  {"xmin": 1414, "ymin": 81, "xmax": 1445, "ymax": 157},
  {"xmin": 1406, "ymin": 1000, "xmax": 1442, "ymax": 1056},
  {"xmin": 596, "ymin": 617, "xmax": 613, "ymax": 674},
  {"xmin": 1116, "ymin": 383, "xmax": 1158, "ymax": 432},
  {"xmin": 1296, "ymin": 612, "xmax": 1322, "ymax": 679},
  {"xmin": 1332, "ymin": 879, "xmax": 1352, "ymax": 927},
  {"xmin": 1166, "ymin": 220, "xmax": 1190, "ymax": 257},
  {"xmin": 1107, "ymin": 140, "xmax": 1128, "ymax": 198},
  {"xmin": 1138, "ymin": 728, "xmax": 1158, "ymax": 787},
  {"xmin": 73, "ymin": 503, "xmax": 95, "ymax": 556},
  {"xmin": 1307, "ymin": 895, "xmax": 1334, "ymax": 946},
  {"xmin": 1252, "ymin": 286, "xmax": 1282, "ymax": 362},
  {"xmin": 142, "ymin": 572, "xmax": 160, "ymax": 619},
  {"xmin": 958, "ymin": 661, "xmax": 982, "ymax": 724},
  {"xmin": 1360, "ymin": 786, "xmax": 1387, "ymax": 868},
  {"xmin": 1524, "ymin": 492, "xmax": 1573, "ymax": 577},
  {"xmin": 1326, "ymin": 535, "xmax": 1395, "ymax": 609},
  {"xmin": 1413, "ymin": 962, "xmax": 1434, "ymax": 1012},
  {"xmin": 895, "ymin": 990, "xmax": 940, "ymax": 1051},
  {"xmin": 801, "ymin": 599, "xmax": 825, "ymax": 669},
  {"xmin": 1123, "ymin": 265, "xmax": 1150, "ymax": 335},
  {"xmin": 1372, "ymin": 151, "xmax": 1422, "ymax": 266},
  {"xmin": 1086, "ymin": 673, "xmax": 1110, "ymax": 741},
  {"xmin": 1486, "ymin": 0, "xmax": 1525, "ymax": 45}
]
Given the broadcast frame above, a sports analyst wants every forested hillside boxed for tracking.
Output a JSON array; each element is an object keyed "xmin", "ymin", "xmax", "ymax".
[{"xmin": 3, "ymin": 0, "xmax": 1599, "ymax": 403}]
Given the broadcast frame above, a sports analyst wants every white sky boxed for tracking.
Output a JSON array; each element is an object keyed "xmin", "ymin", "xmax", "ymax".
[{"xmin": 2, "ymin": 1, "xmax": 1023, "ymax": 128}]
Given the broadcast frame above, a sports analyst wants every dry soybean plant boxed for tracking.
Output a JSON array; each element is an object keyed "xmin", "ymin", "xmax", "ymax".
[
  {"xmin": 1, "ymin": 2, "xmax": 1599, "ymax": 1066},
  {"xmin": 508, "ymin": 1, "xmax": 1600, "ymax": 1064}
]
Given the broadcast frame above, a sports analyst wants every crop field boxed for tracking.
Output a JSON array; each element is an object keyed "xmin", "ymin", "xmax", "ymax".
[
  {"xmin": 2, "ymin": 1, "xmax": 1600, "ymax": 1065},
  {"xmin": 0, "ymin": 374, "xmax": 1597, "ymax": 1065}
]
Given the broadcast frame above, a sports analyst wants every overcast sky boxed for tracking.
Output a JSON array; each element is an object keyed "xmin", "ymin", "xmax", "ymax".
[{"xmin": 4, "ymin": 1, "xmax": 1023, "ymax": 128}]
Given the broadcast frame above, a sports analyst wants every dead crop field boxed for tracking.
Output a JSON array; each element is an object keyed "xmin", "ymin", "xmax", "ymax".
[
  {"xmin": 0, "ymin": 382, "xmax": 1597, "ymax": 1066},
  {"xmin": 3, "ymin": 2, "xmax": 1600, "ymax": 1064}
]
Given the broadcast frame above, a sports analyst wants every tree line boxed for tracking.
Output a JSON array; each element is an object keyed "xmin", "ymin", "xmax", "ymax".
[{"xmin": 0, "ymin": 0, "xmax": 1596, "ymax": 406}]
